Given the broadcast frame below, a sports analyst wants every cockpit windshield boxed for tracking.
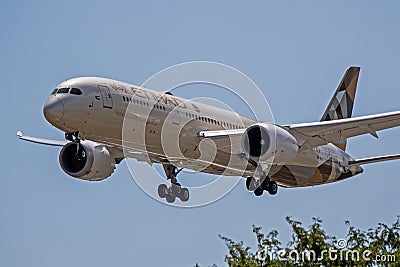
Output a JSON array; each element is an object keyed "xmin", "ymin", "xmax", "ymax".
[
  {"xmin": 57, "ymin": 88, "xmax": 69, "ymax": 94},
  {"xmin": 70, "ymin": 88, "xmax": 82, "ymax": 95},
  {"xmin": 51, "ymin": 87, "xmax": 83, "ymax": 95}
]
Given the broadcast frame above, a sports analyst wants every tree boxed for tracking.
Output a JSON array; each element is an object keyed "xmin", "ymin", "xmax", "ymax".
[{"xmin": 202, "ymin": 216, "xmax": 400, "ymax": 267}]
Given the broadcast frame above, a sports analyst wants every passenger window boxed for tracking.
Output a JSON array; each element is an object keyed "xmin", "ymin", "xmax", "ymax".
[
  {"xmin": 70, "ymin": 88, "xmax": 82, "ymax": 95},
  {"xmin": 57, "ymin": 88, "xmax": 69, "ymax": 94}
]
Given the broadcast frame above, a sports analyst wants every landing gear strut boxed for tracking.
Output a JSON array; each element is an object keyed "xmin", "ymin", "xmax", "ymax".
[
  {"xmin": 157, "ymin": 164, "xmax": 189, "ymax": 203},
  {"xmin": 65, "ymin": 131, "xmax": 85, "ymax": 163},
  {"xmin": 65, "ymin": 131, "xmax": 81, "ymax": 143},
  {"xmin": 246, "ymin": 176, "xmax": 278, "ymax": 196}
]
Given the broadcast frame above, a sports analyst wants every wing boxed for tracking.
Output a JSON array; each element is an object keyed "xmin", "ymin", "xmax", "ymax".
[
  {"xmin": 283, "ymin": 111, "xmax": 400, "ymax": 150},
  {"xmin": 198, "ymin": 129, "xmax": 245, "ymax": 154},
  {"xmin": 17, "ymin": 131, "xmax": 68, "ymax": 146},
  {"xmin": 198, "ymin": 111, "xmax": 400, "ymax": 151},
  {"xmin": 344, "ymin": 153, "xmax": 400, "ymax": 167}
]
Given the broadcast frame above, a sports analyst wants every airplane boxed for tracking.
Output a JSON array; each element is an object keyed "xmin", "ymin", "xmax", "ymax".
[{"xmin": 17, "ymin": 66, "xmax": 400, "ymax": 203}]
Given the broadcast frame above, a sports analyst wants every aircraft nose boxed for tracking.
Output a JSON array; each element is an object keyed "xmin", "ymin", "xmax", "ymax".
[{"xmin": 43, "ymin": 96, "xmax": 64, "ymax": 122}]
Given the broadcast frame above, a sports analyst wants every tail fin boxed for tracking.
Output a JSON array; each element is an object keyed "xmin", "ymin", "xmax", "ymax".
[{"xmin": 321, "ymin": 66, "xmax": 360, "ymax": 151}]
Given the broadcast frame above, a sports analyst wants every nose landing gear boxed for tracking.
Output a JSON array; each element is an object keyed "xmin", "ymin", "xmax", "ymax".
[
  {"xmin": 157, "ymin": 164, "xmax": 189, "ymax": 203},
  {"xmin": 65, "ymin": 131, "xmax": 86, "ymax": 165},
  {"xmin": 65, "ymin": 131, "xmax": 82, "ymax": 142}
]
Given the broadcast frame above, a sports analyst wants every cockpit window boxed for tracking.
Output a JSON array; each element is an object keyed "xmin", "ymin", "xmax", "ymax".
[
  {"xmin": 57, "ymin": 88, "xmax": 70, "ymax": 94},
  {"xmin": 70, "ymin": 88, "xmax": 82, "ymax": 95},
  {"xmin": 51, "ymin": 89, "xmax": 58, "ymax": 95}
]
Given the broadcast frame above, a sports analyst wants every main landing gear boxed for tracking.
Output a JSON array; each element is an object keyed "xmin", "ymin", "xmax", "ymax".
[
  {"xmin": 157, "ymin": 164, "xmax": 189, "ymax": 203},
  {"xmin": 246, "ymin": 176, "xmax": 278, "ymax": 197}
]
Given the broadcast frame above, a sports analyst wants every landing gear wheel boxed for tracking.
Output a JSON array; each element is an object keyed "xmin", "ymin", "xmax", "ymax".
[
  {"xmin": 160, "ymin": 164, "xmax": 190, "ymax": 203},
  {"xmin": 254, "ymin": 187, "xmax": 264, "ymax": 196},
  {"xmin": 171, "ymin": 183, "xmax": 181, "ymax": 196},
  {"xmin": 158, "ymin": 184, "xmax": 168, "ymax": 198},
  {"xmin": 246, "ymin": 177, "xmax": 252, "ymax": 191},
  {"xmin": 166, "ymin": 194, "xmax": 176, "ymax": 203},
  {"xmin": 268, "ymin": 181, "xmax": 278, "ymax": 195},
  {"xmin": 261, "ymin": 176, "xmax": 270, "ymax": 190},
  {"xmin": 246, "ymin": 177, "xmax": 259, "ymax": 191},
  {"xmin": 179, "ymin": 188, "xmax": 189, "ymax": 202},
  {"xmin": 246, "ymin": 177, "xmax": 265, "ymax": 196}
]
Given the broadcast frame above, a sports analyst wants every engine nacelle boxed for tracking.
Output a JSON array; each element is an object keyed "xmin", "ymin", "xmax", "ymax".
[
  {"xmin": 242, "ymin": 123, "xmax": 298, "ymax": 164},
  {"xmin": 59, "ymin": 140, "xmax": 115, "ymax": 181}
]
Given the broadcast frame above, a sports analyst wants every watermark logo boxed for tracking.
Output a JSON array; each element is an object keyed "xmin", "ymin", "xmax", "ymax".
[
  {"xmin": 256, "ymin": 239, "xmax": 396, "ymax": 263},
  {"xmin": 335, "ymin": 238, "xmax": 347, "ymax": 249}
]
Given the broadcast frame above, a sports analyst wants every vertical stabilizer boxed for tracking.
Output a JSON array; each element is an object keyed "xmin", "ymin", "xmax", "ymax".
[{"xmin": 321, "ymin": 66, "xmax": 360, "ymax": 151}]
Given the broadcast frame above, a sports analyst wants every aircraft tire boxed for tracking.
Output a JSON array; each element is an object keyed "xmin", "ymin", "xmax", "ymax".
[
  {"xmin": 171, "ymin": 183, "xmax": 181, "ymax": 196},
  {"xmin": 166, "ymin": 194, "xmax": 176, "ymax": 203},
  {"xmin": 158, "ymin": 184, "xmax": 168, "ymax": 198},
  {"xmin": 254, "ymin": 187, "xmax": 264, "ymax": 196},
  {"xmin": 179, "ymin": 188, "xmax": 189, "ymax": 202},
  {"xmin": 261, "ymin": 176, "xmax": 270, "ymax": 190},
  {"xmin": 268, "ymin": 181, "xmax": 278, "ymax": 195}
]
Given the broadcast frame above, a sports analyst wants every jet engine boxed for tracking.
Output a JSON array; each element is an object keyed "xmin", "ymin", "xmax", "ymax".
[
  {"xmin": 59, "ymin": 140, "xmax": 115, "ymax": 181},
  {"xmin": 242, "ymin": 123, "xmax": 298, "ymax": 164}
]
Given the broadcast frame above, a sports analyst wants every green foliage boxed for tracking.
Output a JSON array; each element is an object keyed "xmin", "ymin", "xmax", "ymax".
[{"xmin": 201, "ymin": 216, "xmax": 400, "ymax": 267}]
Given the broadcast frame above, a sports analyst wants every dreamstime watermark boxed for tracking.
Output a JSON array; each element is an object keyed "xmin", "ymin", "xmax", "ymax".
[
  {"xmin": 122, "ymin": 61, "xmax": 275, "ymax": 207},
  {"xmin": 255, "ymin": 238, "xmax": 397, "ymax": 263}
]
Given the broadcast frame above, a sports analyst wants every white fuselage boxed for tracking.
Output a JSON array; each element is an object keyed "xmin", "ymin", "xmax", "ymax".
[{"xmin": 44, "ymin": 77, "xmax": 363, "ymax": 188}]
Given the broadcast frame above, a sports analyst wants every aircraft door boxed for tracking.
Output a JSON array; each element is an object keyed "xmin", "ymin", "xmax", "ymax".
[{"xmin": 98, "ymin": 85, "xmax": 113, "ymax": 108}]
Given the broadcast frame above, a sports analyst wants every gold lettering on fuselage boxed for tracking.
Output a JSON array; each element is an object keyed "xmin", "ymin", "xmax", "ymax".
[
  {"xmin": 111, "ymin": 84, "xmax": 201, "ymax": 112},
  {"xmin": 110, "ymin": 83, "xmax": 126, "ymax": 92},
  {"xmin": 173, "ymin": 98, "xmax": 187, "ymax": 109}
]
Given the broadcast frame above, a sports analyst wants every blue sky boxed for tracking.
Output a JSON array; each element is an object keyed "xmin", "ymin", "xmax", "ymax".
[{"xmin": 1, "ymin": 1, "xmax": 400, "ymax": 266}]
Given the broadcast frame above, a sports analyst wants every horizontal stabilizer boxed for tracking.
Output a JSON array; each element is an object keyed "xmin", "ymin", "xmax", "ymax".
[
  {"xmin": 344, "ymin": 154, "xmax": 400, "ymax": 167},
  {"xmin": 17, "ymin": 131, "xmax": 67, "ymax": 146}
]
